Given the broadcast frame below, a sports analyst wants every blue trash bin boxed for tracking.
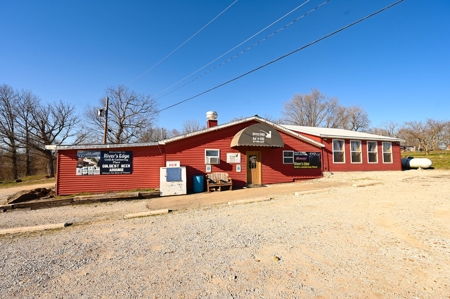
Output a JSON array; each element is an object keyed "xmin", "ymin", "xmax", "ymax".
[{"xmin": 193, "ymin": 175, "xmax": 204, "ymax": 193}]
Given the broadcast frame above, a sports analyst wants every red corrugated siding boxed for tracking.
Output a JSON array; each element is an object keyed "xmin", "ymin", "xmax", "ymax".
[
  {"xmin": 56, "ymin": 146, "xmax": 163, "ymax": 195},
  {"xmin": 322, "ymin": 139, "xmax": 402, "ymax": 172},
  {"xmin": 55, "ymin": 121, "xmax": 402, "ymax": 195},
  {"xmin": 260, "ymin": 131, "xmax": 322, "ymax": 184},
  {"xmin": 165, "ymin": 122, "xmax": 252, "ymax": 191},
  {"xmin": 165, "ymin": 122, "xmax": 323, "ymax": 191}
]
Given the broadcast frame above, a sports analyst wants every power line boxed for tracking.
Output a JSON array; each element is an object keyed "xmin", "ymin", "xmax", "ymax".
[
  {"xmin": 154, "ymin": 0, "xmax": 314, "ymax": 98},
  {"xmin": 156, "ymin": 0, "xmax": 404, "ymax": 114},
  {"xmin": 155, "ymin": 0, "xmax": 330, "ymax": 101},
  {"xmin": 127, "ymin": 0, "xmax": 239, "ymax": 85}
]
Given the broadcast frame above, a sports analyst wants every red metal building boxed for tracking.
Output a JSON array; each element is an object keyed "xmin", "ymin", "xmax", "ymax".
[
  {"xmin": 48, "ymin": 116, "xmax": 403, "ymax": 195},
  {"xmin": 282, "ymin": 125, "xmax": 403, "ymax": 172}
]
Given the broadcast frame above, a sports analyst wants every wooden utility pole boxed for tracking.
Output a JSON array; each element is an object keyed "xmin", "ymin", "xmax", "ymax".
[{"xmin": 103, "ymin": 97, "xmax": 109, "ymax": 144}]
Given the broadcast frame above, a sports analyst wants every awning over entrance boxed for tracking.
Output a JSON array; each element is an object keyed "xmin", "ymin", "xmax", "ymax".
[{"xmin": 231, "ymin": 123, "xmax": 284, "ymax": 147}]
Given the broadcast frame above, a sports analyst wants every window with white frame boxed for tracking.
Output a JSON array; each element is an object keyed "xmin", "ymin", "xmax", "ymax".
[
  {"xmin": 367, "ymin": 141, "xmax": 378, "ymax": 163},
  {"xmin": 350, "ymin": 140, "xmax": 362, "ymax": 163},
  {"xmin": 205, "ymin": 149, "xmax": 220, "ymax": 164},
  {"xmin": 332, "ymin": 139, "xmax": 345, "ymax": 163},
  {"xmin": 382, "ymin": 142, "xmax": 392, "ymax": 163},
  {"xmin": 283, "ymin": 151, "xmax": 294, "ymax": 164}
]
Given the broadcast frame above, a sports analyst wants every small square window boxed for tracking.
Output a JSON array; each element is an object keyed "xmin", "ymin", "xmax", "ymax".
[{"xmin": 283, "ymin": 151, "xmax": 294, "ymax": 164}]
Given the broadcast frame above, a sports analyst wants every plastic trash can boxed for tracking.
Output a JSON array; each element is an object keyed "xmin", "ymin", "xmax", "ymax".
[{"xmin": 193, "ymin": 175, "xmax": 204, "ymax": 193}]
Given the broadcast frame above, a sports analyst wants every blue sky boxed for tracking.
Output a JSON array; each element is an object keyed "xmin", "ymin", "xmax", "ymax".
[{"xmin": 1, "ymin": 0, "xmax": 449, "ymax": 132}]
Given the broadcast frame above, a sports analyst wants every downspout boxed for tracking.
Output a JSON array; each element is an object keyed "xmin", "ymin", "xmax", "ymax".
[
  {"xmin": 321, "ymin": 146, "xmax": 325, "ymax": 174},
  {"xmin": 55, "ymin": 149, "xmax": 59, "ymax": 195},
  {"xmin": 158, "ymin": 143, "xmax": 166, "ymax": 167}
]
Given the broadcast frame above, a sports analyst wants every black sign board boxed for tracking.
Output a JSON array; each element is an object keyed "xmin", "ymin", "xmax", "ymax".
[
  {"xmin": 100, "ymin": 151, "xmax": 132, "ymax": 174},
  {"xmin": 294, "ymin": 152, "xmax": 321, "ymax": 169}
]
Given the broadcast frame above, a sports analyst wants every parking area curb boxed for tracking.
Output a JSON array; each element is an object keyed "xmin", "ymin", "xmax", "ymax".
[{"xmin": 0, "ymin": 222, "xmax": 72, "ymax": 235}]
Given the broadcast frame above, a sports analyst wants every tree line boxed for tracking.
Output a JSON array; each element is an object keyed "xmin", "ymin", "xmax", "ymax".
[
  {"xmin": 280, "ymin": 88, "xmax": 450, "ymax": 155},
  {"xmin": 1, "ymin": 84, "xmax": 448, "ymax": 181}
]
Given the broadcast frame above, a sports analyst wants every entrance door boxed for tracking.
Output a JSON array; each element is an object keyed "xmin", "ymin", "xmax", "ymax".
[{"xmin": 246, "ymin": 151, "xmax": 261, "ymax": 186}]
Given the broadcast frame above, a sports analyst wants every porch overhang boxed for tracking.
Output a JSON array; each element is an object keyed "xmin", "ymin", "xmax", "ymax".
[{"xmin": 231, "ymin": 123, "xmax": 284, "ymax": 147}]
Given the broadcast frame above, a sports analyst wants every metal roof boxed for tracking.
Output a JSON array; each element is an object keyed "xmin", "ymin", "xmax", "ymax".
[
  {"xmin": 159, "ymin": 116, "xmax": 324, "ymax": 148},
  {"xmin": 281, "ymin": 125, "xmax": 404, "ymax": 142},
  {"xmin": 44, "ymin": 142, "xmax": 159, "ymax": 151},
  {"xmin": 45, "ymin": 116, "xmax": 329, "ymax": 151}
]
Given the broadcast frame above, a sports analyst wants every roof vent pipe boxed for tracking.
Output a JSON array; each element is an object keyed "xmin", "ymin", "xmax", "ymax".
[{"xmin": 206, "ymin": 111, "xmax": 218, "ymax": 128}]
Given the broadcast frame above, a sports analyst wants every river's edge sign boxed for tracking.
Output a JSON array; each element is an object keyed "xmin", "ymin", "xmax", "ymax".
[
  {"xmin": 76, "ymin": 150, "xmax": 132, "ymax": 175},
  {"xmin": 294, "ymin": 152, "xmax": 321, "ymax": 169}
]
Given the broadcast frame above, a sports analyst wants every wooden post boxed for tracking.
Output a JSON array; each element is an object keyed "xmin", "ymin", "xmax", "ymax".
[{"xmin": 103, "ymin": 97, "xmax": 109, "ymax": 144}]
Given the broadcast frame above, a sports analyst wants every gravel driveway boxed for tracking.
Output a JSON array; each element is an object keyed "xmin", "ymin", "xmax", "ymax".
[{"xmin": 1, "ymin": 170, "xmax": 449, "ymax": 298}]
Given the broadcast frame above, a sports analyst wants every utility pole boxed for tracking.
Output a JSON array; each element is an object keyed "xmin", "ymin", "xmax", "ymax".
[{"xmin": 103, "ymin": 97, "xmax": 109, "ymax": 144}]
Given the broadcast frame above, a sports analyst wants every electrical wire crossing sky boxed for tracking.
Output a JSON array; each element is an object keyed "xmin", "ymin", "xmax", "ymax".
[{"xmin": 1, "ymin": 0, "xmax": 449, "ymax": 130}]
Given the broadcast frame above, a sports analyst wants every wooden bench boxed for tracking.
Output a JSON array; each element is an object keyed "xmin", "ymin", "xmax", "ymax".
[{"xmin": 206, "ymin": 173, "xmax": 233, "ymax": 192}]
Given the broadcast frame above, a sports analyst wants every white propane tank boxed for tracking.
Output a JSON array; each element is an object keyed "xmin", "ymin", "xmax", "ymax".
[{"xmin": 402, "ymin": 157, "xmax": 432, "ymax": 169}]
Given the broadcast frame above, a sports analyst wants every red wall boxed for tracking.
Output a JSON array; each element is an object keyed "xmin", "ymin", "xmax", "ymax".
[
  {"xmin": 287, "ymin": 129, "xmax": 402, "ymax": 172},
  {"xmin": 56, "ymin": 146, "xmax": 162, "ymax": 195},
  {"xmin": 258, "ymin": 132, "xmax": 322, "ymax": 184},
  {"xmin": 164, "ymin": 122, "xmax": 250, "ymax": 191},
  {"xmin": 55, "ymin": 121, "xmax": 401, "ymax": 196},
  {"xmin": 164, "ymin": 121, "xmax": 322, "ymax": 191},
  {"xmin": 321, "ymin": 139, "xmax": 402, "ymax": 172}
]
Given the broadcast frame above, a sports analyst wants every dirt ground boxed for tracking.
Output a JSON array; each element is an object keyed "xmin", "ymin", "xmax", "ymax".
[
  {"xmin": 0, "ymin": 182, "xmax": 56, "ymax": 206},
  {"xmin": 1, "ymin": 170, "xmax": 449, "ymax": 298}
]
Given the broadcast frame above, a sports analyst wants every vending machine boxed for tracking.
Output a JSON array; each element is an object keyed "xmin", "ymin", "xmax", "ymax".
[{"xmin": 159, "ymin": 166, "xmax": 187, "ymax": 196}]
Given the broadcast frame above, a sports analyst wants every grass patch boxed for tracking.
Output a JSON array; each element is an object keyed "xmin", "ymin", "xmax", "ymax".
[
  {"xmin": 401, "ymin": 150, "xmax": 450, "ymax": 170},
  {"xmin": 0, "ymin": 175, "xmax": 56, "ymax": 189}
]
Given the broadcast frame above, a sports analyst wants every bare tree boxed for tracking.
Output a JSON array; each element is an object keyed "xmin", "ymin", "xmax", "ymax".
[
  {"xmin": 0, "ymin": 84, "xmax": 20, "ymax": 179},
  {"xmin": 442, "ymin": 121, "xmax": 450, "ymax": 150},
  {"xmin": 369, "ymin": 121, "xmax": 400, "ymax": 137},
  {"xmin": 86, "ymin": 85, "xmax": 159, "ymax": 144},
  {"xmin": 342, "ymin": 105, "xmax": 370, "ymax": 131},
  {"xmin": 281, "ymin": 88, "xmax": 340, "ymax": 127},
  {"xmin": 281, "ymin": 89, "xmax": 371, "ymax": 131},
  {"xmin": 182, "ymin": 119, "xmax": 205, "ymax": 134},
  {"xmin": 27, "ymin": 101, "xmax": 81, "ymax": 177},
  {"xmin": 401, "ymin": 119, "xmax": 449, "ymax": 155},
  {"xmin": 324, "ymin": 105, "xmax": 348, "ymax": 128},
  {"xmin": 138, "ymin": 126, "xmax": 172, "ymax": 142},
  {"xmin": 15, "ymin": 90, "xmax": 40, "ymax": 176},
  {"xmin": 228, "ymin": 115, "xmax": 281, "ymax": 124}
]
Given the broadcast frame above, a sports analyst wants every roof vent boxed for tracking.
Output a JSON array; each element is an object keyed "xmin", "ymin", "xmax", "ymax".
[{"xmin": 206, "ymin": 111, "xmax": 218, "ymax": 120}]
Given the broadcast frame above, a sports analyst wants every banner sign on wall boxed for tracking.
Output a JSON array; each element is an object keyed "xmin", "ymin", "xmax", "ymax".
[
  {"xmin": 100, "ymin": 151, "xmax": 132, "ymax": 174},
  {"xmin": 294, "ymin": 152, "xmax": 321, "ymax": 169},
  {"xmin": 76, "ymin": 151, "xmax": 101, "ymax": 175},
  {"xmin": 76, "ymin": 150, "xmax": 132, "ymax": 175}
]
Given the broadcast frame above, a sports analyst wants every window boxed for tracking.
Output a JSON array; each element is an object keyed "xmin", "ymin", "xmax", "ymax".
[
  {"xmin": 332, "ymin": 139, "xmax": 345, "ymax": 163},
  {"xmin": 205, "ymin": 149, "xmax": 220, "ymax": 164},
  {"xmin": 367, "ymin": 141, "xmax": 378, "ymax": 163},
  {"xmin": 283, "ymin": 151, "xmax": 294, "ymax": 164},
  {"xmin": 382, "ymin": 142, "xmax": 393, "ymax": 163},
  {"xmin": 350, "ymin": 140, "xmax": 362, "ymax": 163}
]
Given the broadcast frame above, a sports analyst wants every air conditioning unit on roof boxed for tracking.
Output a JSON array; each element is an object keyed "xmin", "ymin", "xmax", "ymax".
[{"xmin": 205, "ymin": 156, "xmax": 220, "ymax": 165}]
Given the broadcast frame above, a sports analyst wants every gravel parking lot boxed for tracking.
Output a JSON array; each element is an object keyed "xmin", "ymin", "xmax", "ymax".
[{"xmin": 1, "ymin": 170, "xmax": 449, "ymax": 298}]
